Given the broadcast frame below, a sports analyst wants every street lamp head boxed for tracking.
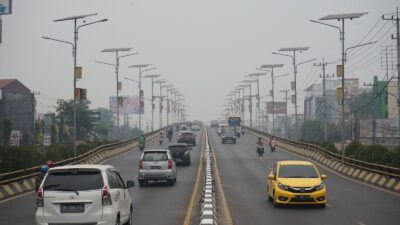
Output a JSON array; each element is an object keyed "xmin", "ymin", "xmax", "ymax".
[
  {"xmin": 129, "ymin": 64, "xmax": 151, "ymax": 68},
  {"xmin": 143, "ymin": 74, "xmax": 161, "ymax": 78},
  {"xmin": 248, "ymin": 72, "xmax": 267, "ymax": 77},
  {"xmin": 319, "ymin": 12, "xmax": 368, "ymax": 21},
  {"xmin": 54, "ymin": 13, "xmax": 98, "ymax": 22},
  {"xmin": 101, "ymin": 48, "xmax": 132, "ymax": 52},
  {"xmin": 260, "ymin": 64, "xmax": 284, "ymax": 69},
  {"xmin": 278, "ymin": 47, "xmax": 310, "ymax": 52}
]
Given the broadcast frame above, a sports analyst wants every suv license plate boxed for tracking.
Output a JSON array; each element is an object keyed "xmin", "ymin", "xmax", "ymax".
[{"xmin": 61, "ymin": 203, "xmax": 84, "ymax": 213}]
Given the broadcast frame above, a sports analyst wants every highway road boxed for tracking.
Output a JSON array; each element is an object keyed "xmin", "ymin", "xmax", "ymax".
[
  {"xmin": 208, "ymin": 128, "xmax": 400, "ymax": 225},
  {"xmin": 0, "ymin": 130, "xmax": 203, "ymax": 225}
]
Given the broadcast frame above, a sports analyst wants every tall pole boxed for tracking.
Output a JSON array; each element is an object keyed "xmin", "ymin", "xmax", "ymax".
[
  {"xmin": 73, "ymin": 19, "xmax": 77, "ymax": 160},
  {"xmin": 139, "ymin": 67, "xmax": 142, "ymax": 133},
  {"xmin": 249, "ymin": 84, "xmax": 253, "ymax": 128},
  {"xmin": 151, "ymin": 77, "xmax": 154, "ymax": 131},
  {"xmin": 159, "ymin": 83, "xmax": 163, "ymax": 129},
  {"xmin": 271, "ymin": 68, "xmax": 275, "ymax": 135},
  {"xmin": 280, "ymin": 90, "xmax": 289, "ymax": 138},
  {"xmin": 314, "ymin": 58, "xmax": 329, "ymax": 141},
  {"xmin": 115, "ymin": 51, "xmax": 120, "ymax": 139},
  {"xmin": 293, "ymin": 51, "xmax": 298, "ymax": 139},
  {"xmin": 341, "ymin": 19, "xmax": 346, "ymax": 158}
]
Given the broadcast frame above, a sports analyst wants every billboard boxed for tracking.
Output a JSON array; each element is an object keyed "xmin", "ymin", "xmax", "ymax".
[
  {"xmin": 9, "ymin": 130, "xmax": 20, "ymax": 146},
  {"xmin": 109, "ymin": 96, "xmax": 143, "ymax": 114},
  {"xmin": 0, "ymin": 0, "xmax": 11, "ymax": 15},
  {"xmin": 344, "ymin": 78, "xmax": 359, "ymax": 105},
  {"xmin": 266, "ymin": 102, "xmax": 287, "ymax": 114}
]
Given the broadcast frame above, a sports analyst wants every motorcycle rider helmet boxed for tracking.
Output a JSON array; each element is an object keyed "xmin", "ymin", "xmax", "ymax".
[
  {"xmin": 40, "ymin": 165, "xmax": 49, "ymax": 173},
  {"xmin": 46, "ymin": 160, "xmax": 55, "ymax": 168}
]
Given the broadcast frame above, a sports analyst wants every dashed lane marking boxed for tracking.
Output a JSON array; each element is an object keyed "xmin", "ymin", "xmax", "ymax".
[{"xmin": 357, "ymin": 221, "xmax": 367, "ymax": 225}]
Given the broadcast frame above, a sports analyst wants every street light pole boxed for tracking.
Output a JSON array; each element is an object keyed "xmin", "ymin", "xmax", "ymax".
[
  {"xmin": 96, "ymin": 48, "xmax": 137, "ymax": 140},
  {"xmin": 312, "ymin": 12, "xmax": 368, "ymax": 161},
  {"xmin": 248, "ymin": 73, "xmax": 267, "ymax": 131},
  {"xmin": 48, "ymin": 13, "xmax": 107, "ymax": 161},
  {"xmin": 143, "ymin": 74, "xmax": 161, "ymax": 131}
]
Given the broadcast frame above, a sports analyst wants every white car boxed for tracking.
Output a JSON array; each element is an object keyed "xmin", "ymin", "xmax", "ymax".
[
  {"xmin": 138, "ymin": 149, "xmax": 177, "ymax": 186},
  {"xmin": 35, "ymin": 164, "xmax": 134, "ymax": 225}
]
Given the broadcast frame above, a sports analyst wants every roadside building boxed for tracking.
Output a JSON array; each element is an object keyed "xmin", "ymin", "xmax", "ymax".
[{"xmin": 0, "ymin": 79, "xmax": 35, "ymax": 145}]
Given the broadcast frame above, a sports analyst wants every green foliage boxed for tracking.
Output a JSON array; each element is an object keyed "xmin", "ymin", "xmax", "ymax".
[
  {"xmin": 300, "ymin": 119, "xmax": 342, "ymax": 143},
  {"xmin": 0, "ymin": 145, "xmax": 45, "ymax": 172},
  {"xmin": 349, "ymin": 91, "xmax": 374, "ymax": 118},
  {"xmin": 344, "ymin": 140, "xmax": 400, "ymax": 167}
]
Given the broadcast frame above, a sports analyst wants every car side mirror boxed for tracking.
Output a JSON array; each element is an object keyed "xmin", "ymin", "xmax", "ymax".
[
  {"xmin": 126, "ymin": 180, "xmax": 135, "ymax": 188},
  {"xmin": 268, "ymin": 174, "xmax": 275, "ymax": 180},
  {"xmin": 321, "ymin": 175, "xmax": 327, "ymax": 180}
]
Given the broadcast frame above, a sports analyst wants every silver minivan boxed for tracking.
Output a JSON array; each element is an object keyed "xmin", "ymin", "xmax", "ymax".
[
  {"xmin": 138, "ymin": 149, "xmax": 177, "ymax": 186},
  {"xmin": 35, "ymin": 165, "xmax": 134, "ymax": 225}
]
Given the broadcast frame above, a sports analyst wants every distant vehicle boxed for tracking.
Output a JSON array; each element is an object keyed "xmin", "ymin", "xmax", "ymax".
[
  {"xmin": 210, "ymin": 120, "xmax": 219, "ymax": 128},
  {"xmin": 267, "ymin": 160, "xmax": 327, "ymax": 208},
  {"xmin": 221, "ymin": 127, "xmax": 237, "ymax": 144},
  {"xmin": 177, "ymin": 131, "xmax": 196, "ymax": 146},
  {"xmin": 191, "ymin": 123, "xmax": 201, "ymax": 131},
  {"xmin": 217, "ymin": 127, "xmax": 222, "ymax": 136},
  {"xmin": 168, "ymin": 143, "xmax": 191, "ymax": 166},
  {"xmin": 35, "ymin": 165, "xmax": 134, "ymax": 225},
  {"xmin": 227, "ymin": 115, "xmax": 241, "ymax": 127},
  {"xmin": 138, "ymin": 150, "xmax": 177, "ymax": 186}
]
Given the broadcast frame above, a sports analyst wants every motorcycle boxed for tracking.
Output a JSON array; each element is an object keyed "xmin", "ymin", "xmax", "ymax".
[
  {"xmin": 139, "ymin": 142, "xmax": 145, "ymax": 151},
  {"xmin": 159, "ymin": 137, "xmax": 164, "ymax": 145},
  {"xmin": 167, "ymin": 134, "xmax": 172, "ymax": 142},
  {"xmin": 241, "ymin": 129, "xmax": 245, "ymax": 135},
  {"xmin": 256, "ymin": 144, "xmax": 264, "ymax": 156},
  {"xmin": 270, "ymin": 142, "xmax": 276, "ymax": 152},
  {"xmin": 217, "ymin": 129, "xmax": 222, "ymax": 136}
]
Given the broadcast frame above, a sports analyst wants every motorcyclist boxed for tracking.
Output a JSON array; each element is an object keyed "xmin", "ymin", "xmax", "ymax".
[
  {"xmin": 46, "ymin": 160, "xmax": 55, "ymax": 168},
  {"xmin": 241, "ymin": 127, "xmax": 245, "ymax": 135},
  {"xmin": 139, "ymin": 134, "xmax": 146, "ymax": 149},
  {"xmin": 167, "ymin": 128, "xmax": 173, "ymax": 141},
  {"xmin": 159, "ymin": 132, "xmax": 164, "ymax": 144},
  {"xmin": 269, "ymin": 137, "xmax": 276, "ymax": 151},
  {"xmin": 257, "ymin": 137, "xmax": 264, "ymax": 147},
  {"xmin": 35, "ymin": 165, "xmax": 49, "ymax": 192}
]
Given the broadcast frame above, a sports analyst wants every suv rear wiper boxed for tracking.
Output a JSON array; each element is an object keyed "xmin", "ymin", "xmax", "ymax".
[
  {"xmin": 43, "ymin": 184, "xmax": 60, "ymax": 190},
  {"xmin": 53, "ymin": 188, "xmax": 80, "ymax": 195}
]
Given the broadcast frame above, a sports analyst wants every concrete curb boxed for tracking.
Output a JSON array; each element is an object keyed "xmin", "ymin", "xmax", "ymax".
[
  {"xmin": 0, "ymin": 133, "xmax": 159, "ymax": 202},
  {"xmin": 250, "ymin": 131, "xmax": 400, "ymax": 194}
]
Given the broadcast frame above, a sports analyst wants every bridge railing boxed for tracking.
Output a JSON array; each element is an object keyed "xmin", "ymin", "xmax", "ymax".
[
  {"xmin": 246, "ymin": 127, "xmax": 400, "ymax": 179},
  {"xmin": 0, "ymin": 128, "xmax": 164, "ymax": 185}
]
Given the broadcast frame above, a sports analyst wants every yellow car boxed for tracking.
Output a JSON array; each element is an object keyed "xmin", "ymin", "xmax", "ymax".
[{"xmin": 267, "ymin": 160, "xmax": 327, "ymax": 208}]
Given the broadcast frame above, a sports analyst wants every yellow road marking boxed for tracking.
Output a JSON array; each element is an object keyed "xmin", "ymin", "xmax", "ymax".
[
  {"xmin": 12, "ymin": 182, "xmax": 23, "ymax": 193},
  {"xmin": 385, "ymin": 178, "xmax": 396, "ymax": 188},
  {"xmin": 2, "ymin": 185, "xmax": 14, "ymax": 195},
  {"xmin": 209, "ymin": 130, "xmax": 233, "ymax": 225},
  {"xmin": 378, "ymin": 177, "xmax": 387, "ymax": 186},
  {"xmin": 371, "ymin": 174, "xmax": 381, "ymax": 184},
  {"xmin": 347, "ymin": 168, "xmax": 354, "ymax": 176},
  {"xmin": 183, "ymin": 128, "xmax": 205, "ymax": 225},
  {"xmin": 352, "ymin": 169, "xmax": 360, "ymax": 177},
  {"xmin": 364, "ymin": 173, "xmax": 373, "ymax": 182},
  {"xmin": 394, "ymin": 182, "xmax": 400, "ymax": 191},
  {"xmin": 23, "ymin": 180, "xmax": 32, "ymax": 190},
  {"xmin": 358, "ymin": 171, "xmax": 366, "ymax": 179},
  {"xmin": 0, "ymin": 191, "xmax": 4, "ymax": 199}
]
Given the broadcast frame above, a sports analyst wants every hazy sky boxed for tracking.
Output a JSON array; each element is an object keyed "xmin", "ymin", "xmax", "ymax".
[{"xmin": 0, "ymin": 0, "xmax": 398, "ymax": 129}]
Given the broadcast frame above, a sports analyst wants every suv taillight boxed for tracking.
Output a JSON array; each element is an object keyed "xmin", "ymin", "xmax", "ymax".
[
  {"xmin": 102, "ymin": 186, "xmax": 112, "ymax": 206},
  {"xmin": 168, "ymin": 159, "xmax": 173, "ymax": 169},
  {"xmin": 139, "ymin": 159, "xmax": 144, "ymax": 170},
  {"xmin": 36, "ymin": 187, "xmax": 44, "ymax": 207}
]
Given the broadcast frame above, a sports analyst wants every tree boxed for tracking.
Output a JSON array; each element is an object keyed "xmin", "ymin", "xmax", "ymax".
[{"xmin": 0, "ymin": 117, "xmax": 12, "ymax": 146}]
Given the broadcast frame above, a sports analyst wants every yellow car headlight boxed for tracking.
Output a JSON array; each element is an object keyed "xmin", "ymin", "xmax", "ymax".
[
  {"xmin": 314, "ymin": 183, "xmax": 325, "ymax": 191},
  {"xmin": 278, "ymin": 182, "xmax": 290, "ymax": 191}
]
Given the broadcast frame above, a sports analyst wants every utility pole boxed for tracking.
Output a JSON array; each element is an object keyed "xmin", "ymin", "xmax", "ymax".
[
  {"xmin": 314, "ymin": 58, "xmax": 334, "ymax": 141},
  {"xmin": 364, "ymin": 77, "xmax": 378, "ymax": 144},
  {"xmin": 280, "ymin": 89, "xmax": 289, "ymax": 138},
  {"xmin": 382, "ymin": 7, "xmax": 400, "ymax": 136}
]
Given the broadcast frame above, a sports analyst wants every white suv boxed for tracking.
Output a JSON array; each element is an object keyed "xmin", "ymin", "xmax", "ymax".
[{"xmin": 35, "ymin": 165, "xmax": 134, "ymax": 225}]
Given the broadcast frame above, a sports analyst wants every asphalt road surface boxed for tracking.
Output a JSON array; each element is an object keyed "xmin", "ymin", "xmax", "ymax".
[
  {"xmin": 0, "ymin": 130, "xmax": 203, "ymax": 225},
  {"xmin": 209, "ymin": 128, "xmax": 400, "ymax": 225}
]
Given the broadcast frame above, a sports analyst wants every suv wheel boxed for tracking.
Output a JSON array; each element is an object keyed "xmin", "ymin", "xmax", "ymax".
[
  {"xmin": 167, "ymin": 178, "xmax": 174, "ymax": 186},
  {"xmin": 139, "ymin": 180, "xmax": 145, "ymax": 187}
]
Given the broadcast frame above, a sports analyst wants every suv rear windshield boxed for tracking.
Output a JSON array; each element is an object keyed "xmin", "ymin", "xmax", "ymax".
[
  {"xmin": 278, "ymin": 165, "xmax": 319, "ymax": 178},
  {"xmin": 168, "ymin": 146, "xmax": 188, "ymax": 153},
  {"xmin": 182, "ymin": 133, "xmax": 193, "ymax": 137},
  {"xmin": 43, "ymin": 170, "xmax": 103, "ymax": 191},
  {"xmin": 143, "ymin": 152, "xmax": 168, "ymax": 161}
]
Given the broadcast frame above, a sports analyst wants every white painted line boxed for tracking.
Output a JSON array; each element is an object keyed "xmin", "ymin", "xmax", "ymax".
[{"xmin": 357, "ymin": 221, "xmax": 366, "ymax": 225}]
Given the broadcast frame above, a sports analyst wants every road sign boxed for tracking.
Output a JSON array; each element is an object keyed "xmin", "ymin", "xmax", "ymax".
[{"xmin": 0, "ymin": 0, "xmax": 12, "ymax": 15}]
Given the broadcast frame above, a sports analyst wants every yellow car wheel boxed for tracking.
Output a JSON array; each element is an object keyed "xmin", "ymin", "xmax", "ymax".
[{"xmin": 272, "ymin": 190, "xmax": 280, "ymax": 208}]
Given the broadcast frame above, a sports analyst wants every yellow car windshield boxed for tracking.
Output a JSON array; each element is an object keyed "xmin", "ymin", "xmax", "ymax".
[{"xmin": 278, "ymin": 165, "xmax": 319, "ymax": 178}]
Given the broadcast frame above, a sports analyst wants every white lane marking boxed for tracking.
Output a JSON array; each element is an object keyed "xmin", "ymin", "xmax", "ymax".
[{"xmin": 357, "ymin": 222, "xmax": 366, "ymax": 225}]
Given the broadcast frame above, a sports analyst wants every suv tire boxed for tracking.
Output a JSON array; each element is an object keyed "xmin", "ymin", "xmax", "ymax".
[
  {"xmin": 125, "ymin": 207, "xmax": 133, "ymax": 225},
  {"xmin": 167, "ymin": 178, "xmax": 174, "ymax": 186}
]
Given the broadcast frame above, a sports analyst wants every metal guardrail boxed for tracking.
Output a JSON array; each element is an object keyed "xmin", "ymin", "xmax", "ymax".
[
  {"xmin": 0, "ymin": 128, "xmax": 164, "ymax": 185},
  {"xmin": 246, "ymin": 127, "xmax": 400, "ymax": 179}
]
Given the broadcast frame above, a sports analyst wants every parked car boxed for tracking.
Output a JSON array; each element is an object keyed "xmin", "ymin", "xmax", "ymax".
[
  {"xmin": 177, "ymin": 131, "xmax": 196, "ymax": 146},
  {"xmin": 221, "ymin": 127, "xmax": 237, "ymax": 144},
  {"xmin": 35, "ymin": 165, "xmax": 134, "ymax": 225},
  {"xmin": 267, "ymin": 160, "xmax": 327, "ymax": 208},
  {"xmin": 168, "ymin": 143, "xmax": 191, "ymax": 166},
  {"xmin": 138, "ymin": 149, "xmax": 177, "ymax": 186}
]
